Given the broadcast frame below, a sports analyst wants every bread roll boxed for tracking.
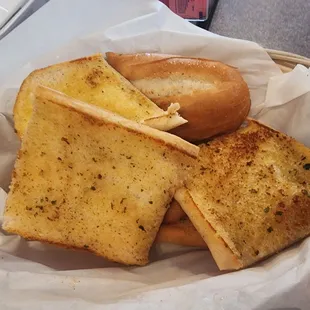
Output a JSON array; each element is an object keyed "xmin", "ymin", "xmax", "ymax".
[
  {"xmin": 106, "ymin": 52, "xmax": 251, "ymax": 141},
  {"xmin": 163, "ymin": 199, "xmax": 187, "ymax": 224},
  {"xmin": 156, "ymin": 220, "xmax": 207, "ymax": 248}
]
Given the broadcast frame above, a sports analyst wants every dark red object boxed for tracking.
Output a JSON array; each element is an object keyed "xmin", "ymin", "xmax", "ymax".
[{"xmin": 160, "ymin": 0, "xmax": 208, "ymax": 20}]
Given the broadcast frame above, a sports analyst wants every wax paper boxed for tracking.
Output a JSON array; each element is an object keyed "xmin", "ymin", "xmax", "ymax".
[{"xmin": 0, "ymin": 1, "xmax": 309, "ymax": 309}]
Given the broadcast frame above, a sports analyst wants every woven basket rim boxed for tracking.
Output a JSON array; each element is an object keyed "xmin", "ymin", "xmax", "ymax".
[{"xmin": 266, "ymin": 48, "xmax": 310, "ymax": 73}]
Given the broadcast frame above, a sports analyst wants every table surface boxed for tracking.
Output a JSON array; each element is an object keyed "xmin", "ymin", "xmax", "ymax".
[{"xmin": 210, "ymin": 0, "xmax": 310, "ymax": 58}]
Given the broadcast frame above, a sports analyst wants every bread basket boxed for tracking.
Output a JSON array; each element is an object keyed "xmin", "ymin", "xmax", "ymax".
[{"xmin": 267, "ymin": 49, "xmax": 310, "ymax": 72}]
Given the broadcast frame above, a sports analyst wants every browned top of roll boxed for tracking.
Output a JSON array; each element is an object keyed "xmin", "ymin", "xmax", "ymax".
[
  {"xmin": 106, "ymin": 52, "xmax": 251, "ymax": 142},
  {"xmin": 107, "ymin": 52, "xmax": 239, "ymax": 81}
]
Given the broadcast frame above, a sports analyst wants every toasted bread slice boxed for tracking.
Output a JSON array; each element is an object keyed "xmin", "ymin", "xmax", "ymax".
[
  {"xmin": 175, "ymin": 119, "xmax": 310, "ymax": 270},
  {"xmin": 3, "ymin": 86, "xmax": 198, "ymax": 266},
  {"xmin": 13, "ymin": 54, "xmax": 186, "ymax": 138},
  {"xmin": 156, "ymin": 219, "xmax": 207, "ymax": 248}
]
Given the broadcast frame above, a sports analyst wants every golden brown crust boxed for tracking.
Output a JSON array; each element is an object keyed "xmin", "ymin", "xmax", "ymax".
[
  {"xmin": 106, "ymin": 53, "xmax": 238, "ymax": 80},
  {"xmin": 163, "ymin": 199, "xmax": 187, "ymax": 224},
  {"xmin": 155, "ymin": 219, "xmax": 207, "ymax": 248},
  {"xmin": 106, "ymin": 52, "xmax": 251, "ymax": 141},
  {"xmin": 176, "ymin": 119, "xmax": 310, "ymax": 270}
]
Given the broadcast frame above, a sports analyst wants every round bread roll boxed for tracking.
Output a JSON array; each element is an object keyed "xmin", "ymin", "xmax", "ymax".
[
  {"xmin": 106, "ymin": 52, "xmax": 251, "ymax": 141},
  {"xmin": 163, "ymin": 199, "xmax": 187, "ymax": 224},
  {"xmin": 155, "ymin": 220, "xmax": 207, "ymax": 248}
]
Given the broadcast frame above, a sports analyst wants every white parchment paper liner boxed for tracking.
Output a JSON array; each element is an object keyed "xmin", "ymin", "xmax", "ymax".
[{"xmin": 0, "ymin": 1, "xmax": 309, "ymax": 309}]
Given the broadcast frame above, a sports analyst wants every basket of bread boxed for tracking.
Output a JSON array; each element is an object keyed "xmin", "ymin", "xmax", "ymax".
[
  {"xmin": 1, "ymin": 2, "xmax": 310, "ymax": 308},
  {"xmin": 2, "ymin": 51, "xmax": 309, "ymax": 272}
]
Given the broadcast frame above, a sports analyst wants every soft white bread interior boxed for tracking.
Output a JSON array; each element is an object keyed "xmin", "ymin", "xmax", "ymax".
[
  {"xmin": 13, "ymin": 54, "xmax": 187, "ymax": 138},
  {"xmin": 175, "ymin": 119, "xmax": 310, "ymax": 270},
  {"xmin": 4, "ymin": 86, "xmax": 198, "ymax": 265},
  {"xmin": 106, "ymin": 52, "xmax": 251, "ymax": 141}
]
